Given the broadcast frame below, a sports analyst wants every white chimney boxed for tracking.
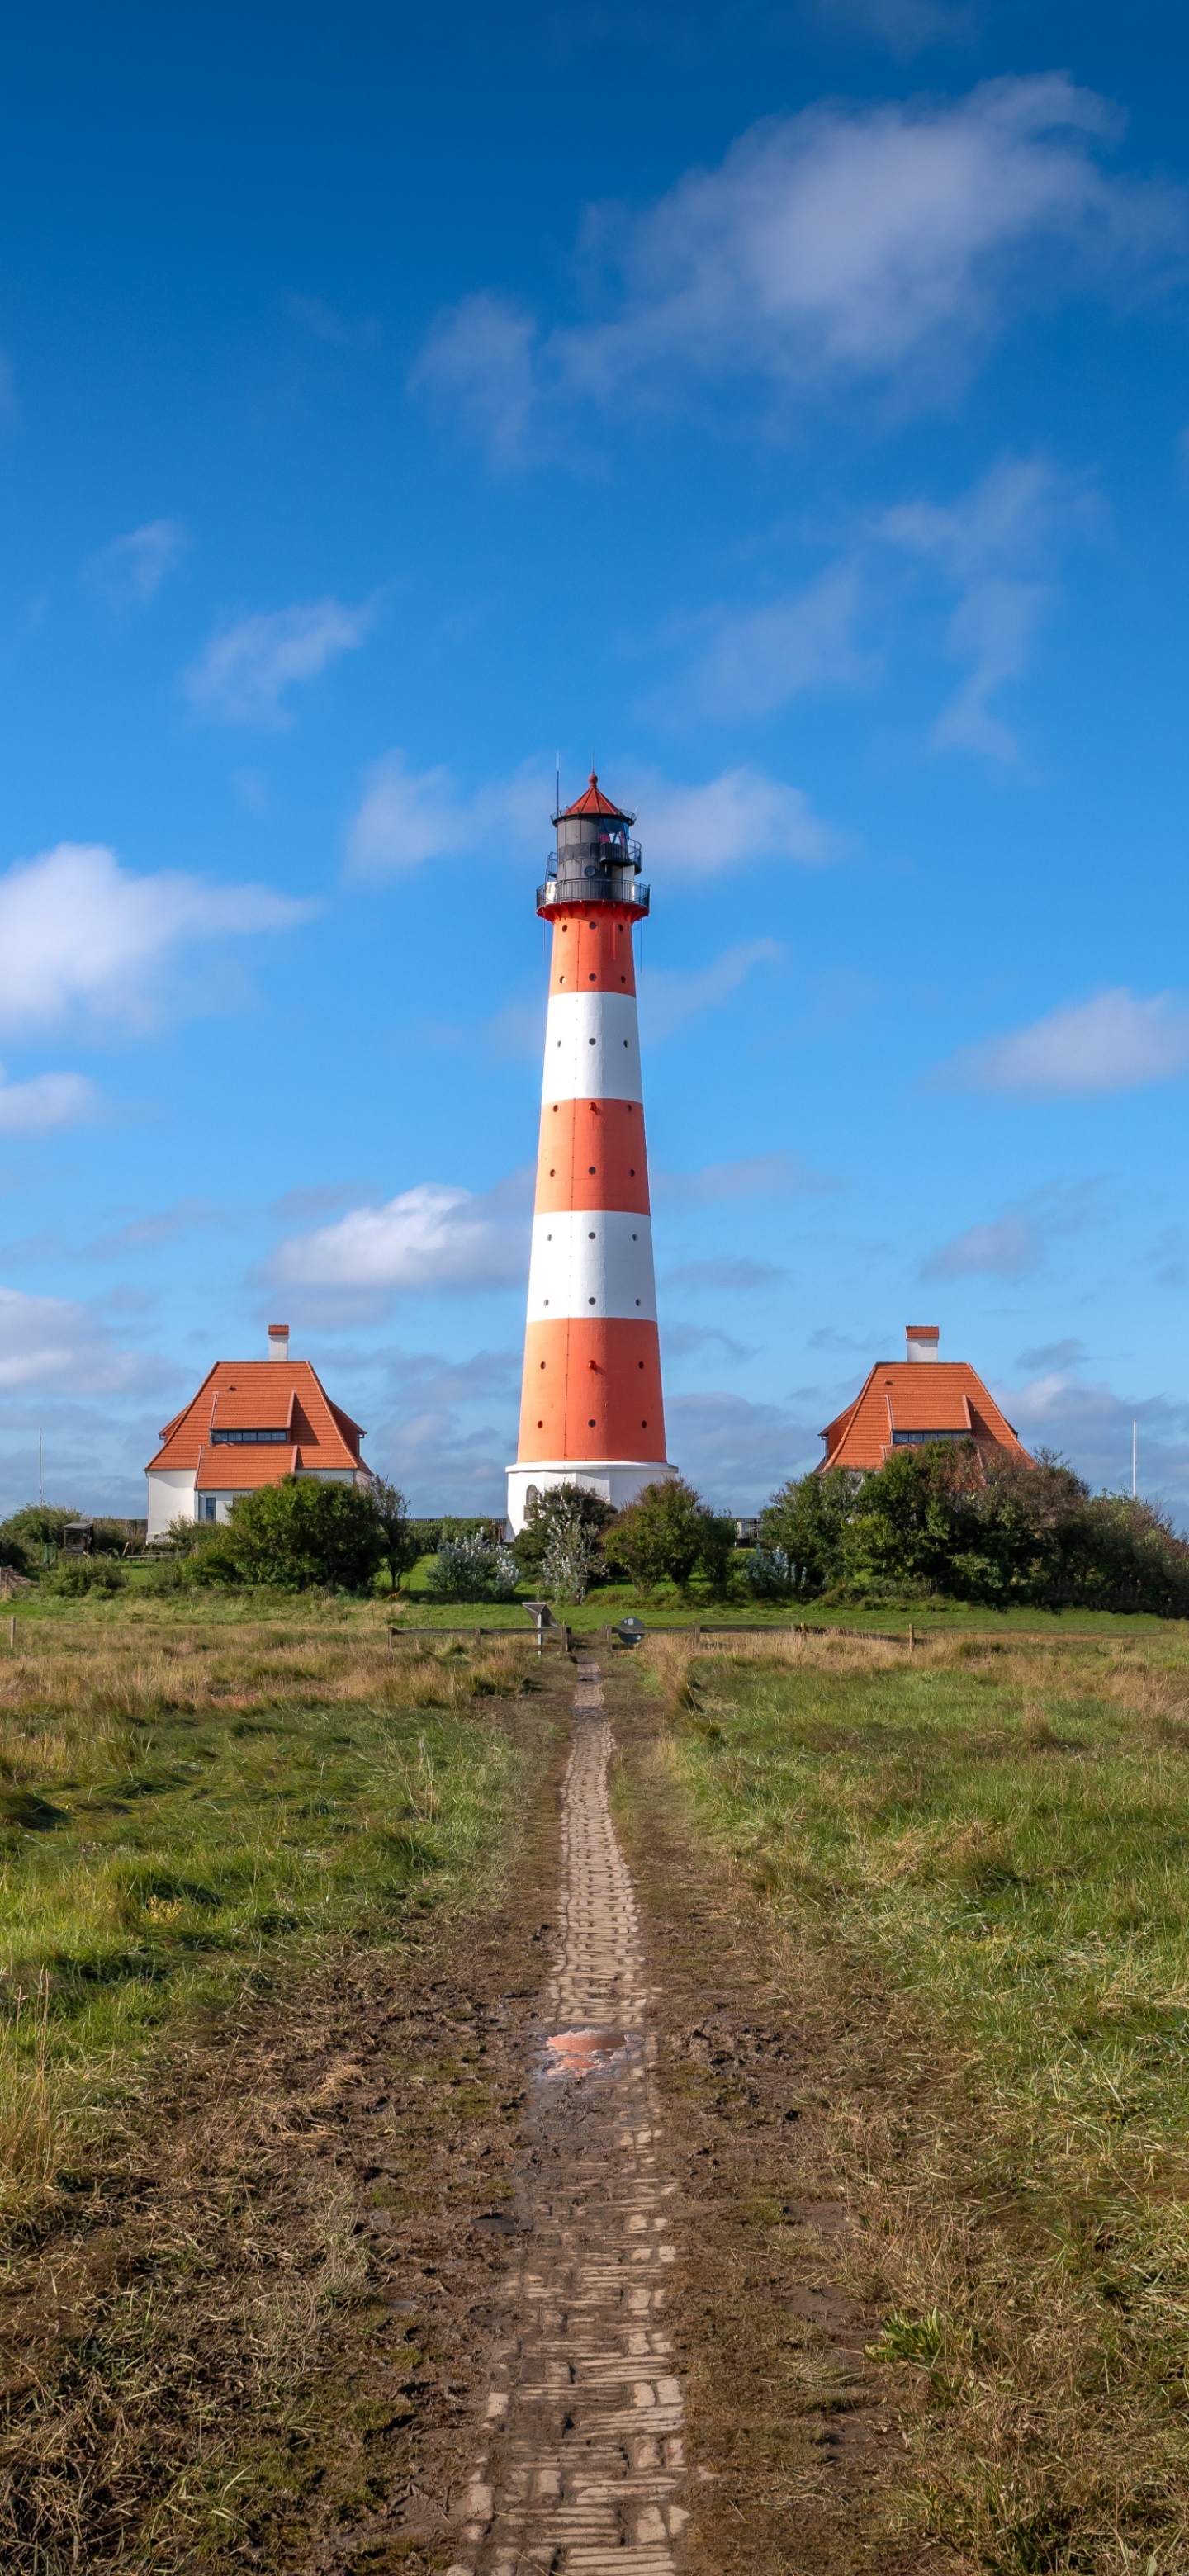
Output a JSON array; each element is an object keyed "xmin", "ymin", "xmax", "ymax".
[
  {"xmin": 906, "ymin": 1324, "xmax": 940, "ymax": 1362},
  {"xmin": 268, "ymin": 1323, "xmax": 290, "ymax": 1361}
]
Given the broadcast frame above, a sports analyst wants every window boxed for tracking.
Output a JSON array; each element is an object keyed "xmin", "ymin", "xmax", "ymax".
[
  {"xmin": 890, "ymin": 1430, "xmax": 969, "ymax": 1447},
  {"xmin": 210, "ymin": 1428, "xmax": 288, "ymax": 1445},
  {"xmin": 199, "ymin": 1495, "xmax": 218, "ymax": 1522}
]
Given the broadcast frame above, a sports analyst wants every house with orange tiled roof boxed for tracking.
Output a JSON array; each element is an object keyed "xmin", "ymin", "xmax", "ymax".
[
  {"xmin": 144, "ymin": 1323, "xmax": 372, "ymax": 1541},
  {"xmin": 818, "ymin": 1324, "xmax": 1033, "ymax": 1476}
]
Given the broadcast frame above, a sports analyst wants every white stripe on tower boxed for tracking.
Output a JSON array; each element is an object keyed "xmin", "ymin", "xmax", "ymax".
[
  {"xmin": 526, "ymin": 1210, "xmax": 658, "ymax": 1321},
  {"xmin": 542, "ymin": 991, "xmax": 642, "ymax": 1101}
]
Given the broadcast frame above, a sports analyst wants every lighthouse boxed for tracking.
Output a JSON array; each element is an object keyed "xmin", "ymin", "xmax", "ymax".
[{"xmin": 506, "ymin": 774, "xmax": 674, "ymax": 1534}]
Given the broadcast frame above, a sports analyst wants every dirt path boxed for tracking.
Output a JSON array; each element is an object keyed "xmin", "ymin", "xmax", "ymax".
[{"xmin": 454, "ymin": 1653, "xmax": 687, "ymax": 2575}]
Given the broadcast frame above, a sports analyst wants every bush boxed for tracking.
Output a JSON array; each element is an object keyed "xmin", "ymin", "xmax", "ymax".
[
  {"xmin": 514, "ymin": 1487, "xmax": 617, "ymax": 1603},
  {"xmin": 41, "ymin": 1558, "xmax": 126, "ymax": 1598},
  {"xmin": 758, "ymin": 1448, "xmax": 1189, "ymax": 1617},
  {"xmin": 745, "ymin": 1545, "xmax": 795, "ymax": 1598},
  {"xmin": 605, "ymin": 1477, "xmax": 732, "ymax": 1596},
  {"xmin": 220, "ymin": 1478, "xmax": 386, "ymax": 1593},
  {"xmin": 433, "ymin": 1532, "xmax": 519, "ymax": 1602}
]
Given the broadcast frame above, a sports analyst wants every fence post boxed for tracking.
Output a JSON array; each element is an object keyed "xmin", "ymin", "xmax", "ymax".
[
  {"xmin": 387, "ymin": 1626, "xmax": 396, "ymax": 1651},
  {"xmin": 7, "ymin": 1617, "xmax": 13, "ymax": 1650},
  {"xmin": 908, "ymin": 1622, "xmax": 916, "ymax": 1650}
]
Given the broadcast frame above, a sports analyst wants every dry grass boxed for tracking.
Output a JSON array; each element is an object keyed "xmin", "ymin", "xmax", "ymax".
[{"xmin": 643, "ymin": 1625, "xmax": 1189, "ymax": 2574}]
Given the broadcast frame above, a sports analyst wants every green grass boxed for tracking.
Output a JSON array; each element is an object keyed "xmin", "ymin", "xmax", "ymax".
[
  {"xmin": 648, "ymin": 1627, "xmax": 1189, "ymax": 2571},
  {"xmin": 0, "ymin": 1603, "xmax": 537, "ymax": 2209}
]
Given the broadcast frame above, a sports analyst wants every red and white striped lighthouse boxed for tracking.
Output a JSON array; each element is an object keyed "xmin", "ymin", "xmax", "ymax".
[{"xmin": 506, "ymin": 774, "xmax": 674, "ymax": 1533}]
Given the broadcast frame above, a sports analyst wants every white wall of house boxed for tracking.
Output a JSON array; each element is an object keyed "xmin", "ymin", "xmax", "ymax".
[{"xmin": 146, "ymin": 1467, "xmax": 198, "ymax": 1541}]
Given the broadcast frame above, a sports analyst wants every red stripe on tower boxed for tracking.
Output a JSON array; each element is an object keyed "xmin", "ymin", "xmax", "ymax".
[{"xmin": 506, "ymin": 774, "xmax": 675, "ymax": 1532}]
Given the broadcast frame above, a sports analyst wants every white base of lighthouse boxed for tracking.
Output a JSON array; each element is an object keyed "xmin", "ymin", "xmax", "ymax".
[{"xmin": 506, "ymin": 1457, "xmax": 675, "ymax": 1536}]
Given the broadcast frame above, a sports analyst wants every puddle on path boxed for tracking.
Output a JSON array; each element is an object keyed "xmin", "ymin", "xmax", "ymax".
[
  {"xmin": 540, "ymin": 2026, "xmax": 640, "ymax": 2081},
  {"xmin": 451, "ymin": 1661, "xmax": 687, "ymax": 2576}
]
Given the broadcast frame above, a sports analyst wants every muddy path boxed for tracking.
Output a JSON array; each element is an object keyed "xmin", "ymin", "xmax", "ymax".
[
  {"xmin": 452, "ymin": 1652, "xmax": 928, "ymax": 2576},
  {"xmin": 0, "ymin": 1654, "xmax": 930, "ymax": 2574}
]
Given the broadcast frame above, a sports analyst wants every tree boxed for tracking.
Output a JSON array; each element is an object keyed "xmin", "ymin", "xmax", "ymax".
[
  {"xmin": 607, "ymin": 1477, "xmax": 719, "ymax": 1596},
  {"xmin": 220, "ymin": 1476, "xmax": 386, "ymax": 1592},
  {"xmin": 760, "ymin": 1470, "xmax": 857, "ymax": 1595},
  {"xmin": 369, "ymin": 1479, "xmax": 421, "ymax": 1593},
  {"xmin": 513, "ymin": 1486, "xmax": 616, "ymax": 1602}
]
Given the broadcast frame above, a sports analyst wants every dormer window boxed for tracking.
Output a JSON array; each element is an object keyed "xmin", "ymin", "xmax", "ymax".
[{"xmin": 210, "ymin": 1428, "xmax": 290, "ymax": 1445}]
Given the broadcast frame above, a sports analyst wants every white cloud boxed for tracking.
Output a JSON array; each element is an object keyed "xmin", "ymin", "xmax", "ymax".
[
  {"xmin": 883, "ymin": 455, "xmax": 1092, "ymax": 758},
  {"xmin": 0, "ymin": 843, "xmax": 311, "ymax": 1034},
  {"xmin": 642, "ymin": 937, "xmax": 783, "ymax": 1040},
  {"xmin": 346, "ymin": 749, "xmax": 547, "ymax": 878},
  {"xmin": 0, "ymin": 1286, "xmax": 150, "ymax": 1394},
  {"xmin": 994, "ymin": 1369, "xmax": 1189, "ymax": 1503},
  {"xmin": 410, "ymin": 292, "xmax": 537, "ymax": 468},
  {"xmin": 628, "ymin": 760, "xmax": 836, "ymax": 869},
  {"xmin": 817, "ymin": 0, "xmax": 974, "ymax": 48},
  {"xmin": 182, "ymin": 597, "xmax": 375, "ymax": 725},
  {"xmin": 0, "ymin": 1067, "xmax": 100, "ymax": 1134},
  {"xmin": 84, "ymin": 519, "xmax": 187, "ymax": 608},
  {"xmin": 930, "ymin": 575, "xmax": 1049, "ymax": 760},
  {"xmin": 664, "ymin": 1390, "xmax": 821, "ymax": 1507},
  {"xmin": 922, "ymin": 1211, "xmax": 1044, "ymax": 1281},
  {"xmin": 1016, "ymin": 1337, "xmax": 1087, "ymax": 1371},
  {"xmin": 923, "ymin": 1181, "xmax": 1097, "ymax": 1280},
  {"xmin": 285, "ymin": 293, "xmax": 381, "ymax": 349},
  {"xmin": 270, "ymin": 1176, "xmax": 531, "ymax": 1318},
  {"xmin": 681, "ymin": 567, "xmax": 867, "ymax": 718},
  {"xmin": 655, "ymin": 1152, "xmax": 831, "ymax": 1203},
  {"xmin": 416, "ymin": 79, "xmax": 1183, "ymax": 457},
  {"xmin": 937, "ymin": 989, "xmax": 1189, "ymax": 1098}
]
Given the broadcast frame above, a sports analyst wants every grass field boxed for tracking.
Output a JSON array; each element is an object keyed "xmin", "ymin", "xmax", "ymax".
[
  {"xmin": 646, "ymin": 1626, "xmax": 1189, "ymax": 2571},
  {"xmin": 0, "ymin": 1598, "xmax": 537, "ymax": 2218}
]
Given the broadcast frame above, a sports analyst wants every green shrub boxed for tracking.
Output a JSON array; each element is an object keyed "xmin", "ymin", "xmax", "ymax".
[
  {"xmin": 42, "ymin": 1558, "xmax": 126, "ymax": 1598},
  {"xmin": 760, "ymin": 1448, "xmax": 1189, "ymax": 1616},
  {"xmin": 433, "ymin": 1533, "xmax": 519, "ymax": 1602},
  {"xmin": 220, "ymin": 1477, "xmax": 386, "ymax": 1593},
  {"xmin": 605, "ymin": 1477, "xmax": 730, "ymax": 1596},
  {"xmin": 513, "ymin": 1486, "xmax": 616, "ymax": 1602}
]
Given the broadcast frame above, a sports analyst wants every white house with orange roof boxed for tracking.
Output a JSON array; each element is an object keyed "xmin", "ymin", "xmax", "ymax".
[{"xmin": 144, "ymin": 1324, "xmax": 372, "ymax": 1541}]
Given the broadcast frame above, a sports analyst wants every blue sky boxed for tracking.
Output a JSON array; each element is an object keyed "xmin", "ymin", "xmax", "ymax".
[{"xmin": 2, "ymin": 0, "xmax": 1189, "ymax": 1517}]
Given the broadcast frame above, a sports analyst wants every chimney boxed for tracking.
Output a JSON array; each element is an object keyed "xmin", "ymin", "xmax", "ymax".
[
  {"xmin": 268, "ymin": 1323, "xmax": 290, "ymax": 1362},
  {"xmin": 906, "ymin": 1324, "xmax": 940, "ymax": 1363}
]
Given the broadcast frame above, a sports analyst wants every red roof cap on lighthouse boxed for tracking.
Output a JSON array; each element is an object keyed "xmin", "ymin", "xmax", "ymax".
[{"xmin": 555, "ymin": 769, "xmax": 635, "ymax": 824}]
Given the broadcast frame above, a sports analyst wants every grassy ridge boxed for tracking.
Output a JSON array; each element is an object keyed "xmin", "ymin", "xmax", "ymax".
[
  {"xmin": 0, "ymin": 1603, "xmax": 536, "ymax": 2212},
  {"xmin": 647, "ymin": 1628, "xmax": 1189, "ymax": 2572}
]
